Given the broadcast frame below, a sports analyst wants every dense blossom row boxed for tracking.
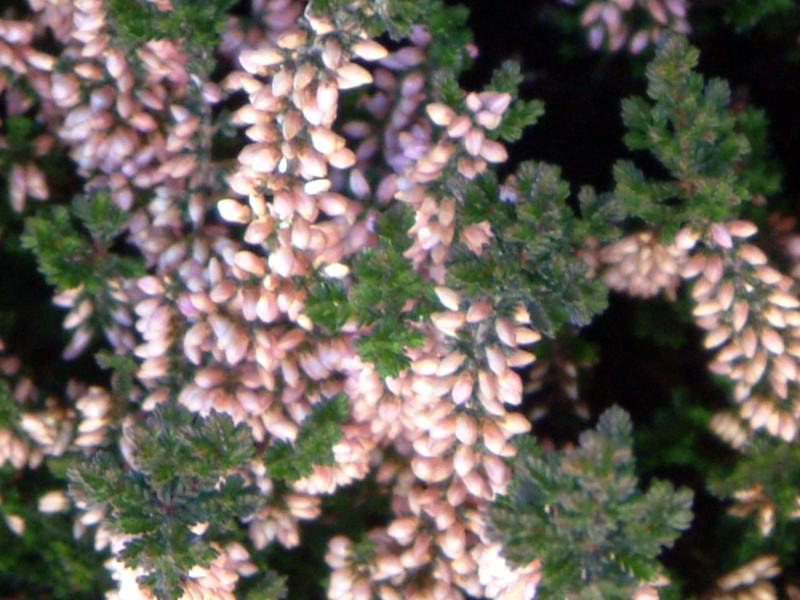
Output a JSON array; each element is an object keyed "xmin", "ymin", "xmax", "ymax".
[
  {"xmin": 566, "ymin": 0, "xmax": 690, "ymax": 53},
  {"xmin": 597, "ymin": 219, "xmax": 800, "ymax": 446}
]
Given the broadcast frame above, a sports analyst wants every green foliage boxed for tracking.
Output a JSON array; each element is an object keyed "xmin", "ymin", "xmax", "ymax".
[
  {"xmin": 71, "ymin": 191, "xmax": 132, "ymax": 246},
  {"xmin": 68, "ymin": 402, "xmax": 261, "ymax": 600},
  {"xmin": 354, "ymin": 320, "xmax": 426, "ymax": 379},
  {"xmin": 721, "ymin": 0, "xmax": 797, "ymax": 31},
  {"xmin": 302, "ymin": 278, "xmax": 352, "ymax": 333},
  {"xmin": 0, "ymin": 379, "xmax": 20, "ymax": 429},
  {"xmin": 350, "ymin": 239, "xmax": 431, "ymax": 376},
  {"xmin": 352, "ymin": 247, "xmax": 417, "ymax": 314},
  {"xmin": 634, "ymin": 387, "xmax": 735, "ymax": 478},
  {"xmin": 241, "ymin": 569, "xmax": 289, "ymax": 600},
  {"xmin": 22, "ymin": 206, "xmax": 91, "ymax": 291},
  {"xmin": 734, "ymin": 106, "xmax": 782, "ymax": 199},
  {"xmin": 304, "ymin": 206, "xmax": 434, "ymax": 377},
  {"xmin": 448, "ymin": 164, "xmax": 620, "ymax": 335},
  {"xmin": 21, "ymin": 199, "xmax": 144, "ymax": 294},
  {"xmin": 416, "ymin": 1, "xmax": 473, "ymax": 83},
  {"xmin": 487, "ymin": 61, "xmax": 546, "ymax": 143},
  {"xmin": 305, "ymin": 250, "xmax": 430, "ymax": 378},
  {"xmin": 0, "ymin": 515, "xmax": 111, "ymax": 599},
  {"xmin": 616, "ymin": 36, "xmax": 759, "ymax": 238},
  {"xmin": 95, "ymin": 350, "xmax": 139, "ymax": 406},
  {"xmin": 709, "ymin": 434, "xmax": 800, "ymax": 532},
  {"xmin": 2, "ymin": 114, "xmax": 39, "ymax": 164},
  {"xmin": 0, "ymin": 468, "xmax": 112, "ymax": 599},
  {"xmin": 489, "ymin": 406, "xmax": 693, "ymax": 600},
  {"xmin": 105, "ymin": 0, "xmax": 236, "ymax": 59},
  {"xmin": 20, "ymin": 193, "xmax": 144, "ymax": 361},
  {"xmin": 307, "ymin": 0, "xmax": 426, "ymax": 40},
  {"xmin": 263, "ymin": 393, "xmax": 348, "ymax": 482}
]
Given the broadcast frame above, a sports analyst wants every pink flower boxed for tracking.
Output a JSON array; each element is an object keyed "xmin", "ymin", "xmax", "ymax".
[{"xmin": 461, "ymin": 221, "xmax": 493, "ymax": 255}]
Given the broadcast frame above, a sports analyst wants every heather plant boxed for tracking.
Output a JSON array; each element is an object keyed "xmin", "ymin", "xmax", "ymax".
[{"xmin": 1, "ymin": 1, "xmax": 800, "ymax": 600}]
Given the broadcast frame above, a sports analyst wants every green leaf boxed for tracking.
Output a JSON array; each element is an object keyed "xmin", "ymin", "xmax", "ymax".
[
  {"xmin": 72, "ymin": 190, "xmax": 130, "ymax": 245},
  {"xmin": 105, "ymin": 0, "xmax": 236, "ymax": 63},
  {"xmin": 0, "ymin": 381, "xmax": 20, "ymax": 430},
  {"xmin": 68, "ymin": 402, "xmax": 260, "ymax": 600},
  {"xmin": 355, "ymin": 322, "xmax": 425, "ymax": 378},
  {"xmin": 264, "ymin": 394, "xmax": 349, "ymax": 482},
  {"xmin": 710, "ymin": 433, "xmax": 800, "ymax": 529},
  {"xmin": 96, "ymin": 350, "xmax": 139, "ymax": 403},
  {"xmin": 21, "ymin": 206, "xmax": 92, "ymax": 291},
  {"xmin": 488, "ymin": 406, "xmax": 693, "ymax": 600},
  {"xmin": 244, "ymin": 570, "xmax": 289, "ymax": 600},
  {"xmin": 614, "ymin": 36, "xmax": 765, "ymax": 231},
  {"xmin": 303, "ymin": 279, "xmax": 352, "ymax": 333},
  {"xmin": 487, "ymin": 60, "xmax": 544, "ymax": 142},
  {"xmin": 447, "ymin": 162, "xmax": 615, "ymax": 336}
]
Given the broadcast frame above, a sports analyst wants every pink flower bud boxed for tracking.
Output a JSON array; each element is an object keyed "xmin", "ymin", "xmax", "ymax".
[
  {"xmin": 268, "ymin": 247, "xmax": 296, "ymax": 278},
  {"xmin": 464, "ymin": 128, "xmax": 485, "ymax": 156},
  {"xmin": 328, "ymin": 147, "xmax": 356, "ymax": 169},
  {"xmin": 336, "ymin": 62, "xmax": 372, "ymax": 90},
  {"xmin": 239, "ymin": 46, "xmax": 284, "ymax": 73},
  {"xmin": 276, "ymin": 29, "xmax": 306, "ymax": 49},
  {"xmin": 352, "ymin": 39, "xmax": 389, "ymax": 61},
  {"xmin": 218, "ymin": 199, "xmax": 252, "ymax": 223},
  {"xmin": 710, "ymin": 223, "xmax": 733, "ymax": 249}
]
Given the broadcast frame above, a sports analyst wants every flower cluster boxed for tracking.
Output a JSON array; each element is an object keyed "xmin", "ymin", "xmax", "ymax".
[
  {"xmin": 590, "ymin": 208, "xmax": 800, "ymax": 552},
  {"xmin": 708, "ymin": 555, "xmax": 780, "ymax": 600},
  {"xmin": 598, "ymin": 229, "xmax": 690, "ymax": 300},
  {"xmin": 0, "ymin": 341, "xmax": 77, "ymax": 472},
  {"xmin": 0, "ymin": 337, "xmax": 82, "ymax": 538},
  {"xmin": 570, "ymin": 0, "xmax": 690, "ymax": 53},
  {"xmin": 593, "ymin": 217, "xmax": 800, "ymax": 445},
  {"xmin": 105, "ymin": 541, "xmax": 258, "ymax": 600},
  {"xmin": 682, "ymin": 221, "xmax": 800, "ymax": 443}
]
